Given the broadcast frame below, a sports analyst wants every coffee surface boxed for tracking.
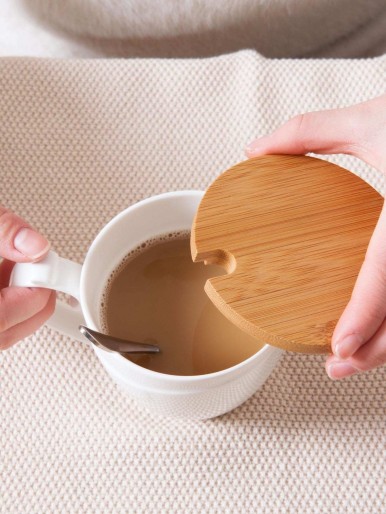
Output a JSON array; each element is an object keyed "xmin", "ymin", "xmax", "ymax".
[{"xmin": 101, "ymin": 234, "xmax": 264, "ymax": 375}]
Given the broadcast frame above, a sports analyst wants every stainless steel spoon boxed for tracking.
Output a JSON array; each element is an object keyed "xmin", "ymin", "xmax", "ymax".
[{"xmin": 79, "ymin": 325, "xmax": 160, "ymax": 354}]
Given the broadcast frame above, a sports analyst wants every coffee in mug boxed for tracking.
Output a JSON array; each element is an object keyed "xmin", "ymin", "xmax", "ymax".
[{"xmin": 100, "ymin": 232, "xmax": 263, "ymax": 375}]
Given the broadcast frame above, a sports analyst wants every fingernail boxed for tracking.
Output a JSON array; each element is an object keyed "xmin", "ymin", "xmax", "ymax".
[
  {"xmin": 245, "ymin": 137, "xmax": 267, "ymax": 156},
  {"xmin": 334, "ymin": 334, "xmax": 363, "ymax": 359},
  {"xmin": 327, "ymin": 361, "xmax": 358, "ymax": 380},
  {"xmin": 14, "ymin": 228, "xmax": 50, "ymax": 260}
]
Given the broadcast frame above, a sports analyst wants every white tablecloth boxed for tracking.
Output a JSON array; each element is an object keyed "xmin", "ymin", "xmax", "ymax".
[{"xmin": 1, "ymin": 52, "xmax": 385, "ymax": 513}]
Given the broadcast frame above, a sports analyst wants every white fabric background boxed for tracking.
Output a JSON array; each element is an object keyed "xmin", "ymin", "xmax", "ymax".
[
  {"xmin": 0, "ymin": 53, "xmax": 385, "ymax": 513},
  {"xmin": 2, "ymin": 0, "xmax": 386, "ymax": 59}
]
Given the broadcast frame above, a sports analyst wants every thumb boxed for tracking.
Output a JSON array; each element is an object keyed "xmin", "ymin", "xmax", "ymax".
[
  {"xmin": 245, "ymin": 108, "xmax": 357, "ymax": 156},
  {"xmin": 245, "ymin": 96, "xmax": 384, "ymax": 172},
  {"xmin": 0, "ymin": 206, "xmax": 50, "ymax": 262}
]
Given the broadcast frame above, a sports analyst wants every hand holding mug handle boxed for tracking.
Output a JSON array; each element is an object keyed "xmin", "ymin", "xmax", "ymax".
[
  {"xmin": 0, "ymin": 206, "xmax": 57, "ymax": 350},
  {"xmin": 10, "ymin": 250, "xmax": 87, "ymax": 344}
]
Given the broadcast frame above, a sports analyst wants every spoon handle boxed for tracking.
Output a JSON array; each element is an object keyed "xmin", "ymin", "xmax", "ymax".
[{"xmin": 79, "ymin": 325, "xmax": 160, "ymax": 354}]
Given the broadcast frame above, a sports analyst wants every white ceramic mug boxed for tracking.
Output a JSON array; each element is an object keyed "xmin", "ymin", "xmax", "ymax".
[{"xmin": 11, "ymin": 191, "xmax": 283, "ymax": 420}]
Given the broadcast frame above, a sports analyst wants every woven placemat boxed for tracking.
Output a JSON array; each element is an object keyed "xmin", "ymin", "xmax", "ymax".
[{"xmin": 1, "ymin": 52, "xmax": 385, "ymax": 513}]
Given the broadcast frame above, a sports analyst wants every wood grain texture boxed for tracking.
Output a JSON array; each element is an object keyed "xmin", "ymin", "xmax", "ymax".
[{"xmin": 191, "ymin": 155, "xmax": 383, "ymax": 354}]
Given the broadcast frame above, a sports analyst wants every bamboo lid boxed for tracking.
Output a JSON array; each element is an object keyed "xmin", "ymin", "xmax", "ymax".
[{"xmin": 191, "ymin": 155, "xmax": 383, "ymax": 354}]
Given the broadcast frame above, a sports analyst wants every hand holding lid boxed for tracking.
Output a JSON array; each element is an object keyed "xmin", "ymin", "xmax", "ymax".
[{"xmin": 191, "ymin": 155, "xmax": 382, "ymax": 354}]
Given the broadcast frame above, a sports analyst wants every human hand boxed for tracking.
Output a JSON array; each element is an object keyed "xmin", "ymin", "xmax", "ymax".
[
  {"xmin": 0, "ymin": 206, "xmax": 55, "ymax": 350},
  {"xmin": 245, "ymin": 93, "xmax": 386, "ymax": 380}
]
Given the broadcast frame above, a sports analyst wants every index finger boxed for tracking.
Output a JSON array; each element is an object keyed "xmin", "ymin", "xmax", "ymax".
[{"xmin": 0, "ymin": 258, "xmax": 14, "ymax": 289}]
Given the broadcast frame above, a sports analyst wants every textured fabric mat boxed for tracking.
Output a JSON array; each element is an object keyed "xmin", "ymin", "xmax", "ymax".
[{"xmin": 0, "ymin": 52, "xmax": 386, "ymax": 514}]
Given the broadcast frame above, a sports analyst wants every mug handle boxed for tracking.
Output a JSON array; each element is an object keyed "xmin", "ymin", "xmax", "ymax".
[{"xmin": 10, "ymin": 250, "xmax": 87, "ymax": 343}]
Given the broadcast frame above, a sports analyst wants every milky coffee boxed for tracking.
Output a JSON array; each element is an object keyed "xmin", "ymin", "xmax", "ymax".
[{"xmin": 101, "ymin": 233, "xmax": 263, "ymax": 376}]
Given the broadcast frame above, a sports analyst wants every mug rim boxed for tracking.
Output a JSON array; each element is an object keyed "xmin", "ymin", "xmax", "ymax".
[{"xmin": 80, "ymin": 190, "xmax": 275, "ymax": 383}]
